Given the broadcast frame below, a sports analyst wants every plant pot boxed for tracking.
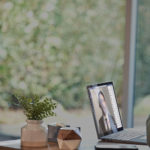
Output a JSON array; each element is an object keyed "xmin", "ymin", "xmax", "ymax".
[
  {"xmin": 147, "ymin": 115, "xmax": 150, "ymax": 146},
  {"xmin": 21, "ymin": 120, "xmax": 48, "ymax": 147}
]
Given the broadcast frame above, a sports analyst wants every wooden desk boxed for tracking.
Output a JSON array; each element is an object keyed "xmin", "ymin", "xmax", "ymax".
[{"xmin": 0, "ymin": 139, "xmax": 149, "ymax": 150}]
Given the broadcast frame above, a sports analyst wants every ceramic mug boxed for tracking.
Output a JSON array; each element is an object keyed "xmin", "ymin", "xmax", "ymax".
[
  {"xmin": 48, "ymin": 123, "xmax": 68, "ymax": 142},
  {"xmin": 48, "ymin": 124, "xmax": 62, "ymax": 142}
]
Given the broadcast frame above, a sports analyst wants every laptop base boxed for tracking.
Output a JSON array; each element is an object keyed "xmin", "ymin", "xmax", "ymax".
[{"xmin": 101, "ymin": 128, "xmax": 147, "ymax": 145}]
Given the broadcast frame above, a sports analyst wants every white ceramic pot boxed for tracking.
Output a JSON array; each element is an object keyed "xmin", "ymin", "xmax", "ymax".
[
  {"xmin": 147, "ymin": 115, "xmax": 150, "ymax": 146},
  {"xmin": 21, "ymin": 120, "xmax": 48, "ymax": 147}
]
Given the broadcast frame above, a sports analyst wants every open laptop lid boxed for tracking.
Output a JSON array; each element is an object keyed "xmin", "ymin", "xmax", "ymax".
[{"xmin": 87, "ymin": 82, "xmax": 123, "ymax": 139}]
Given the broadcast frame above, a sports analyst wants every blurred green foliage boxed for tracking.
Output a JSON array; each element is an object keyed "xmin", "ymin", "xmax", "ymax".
[
  {"xmin": 135, "ymin": 0, "xmax": 150, "ymax": 104},
  {"xmin": 16, "ymin": 95, "xmax": 57, "ymax": 120},
  {"xmin": 0, "ymin": 0, "xmax": 125, "ymax": 109}
]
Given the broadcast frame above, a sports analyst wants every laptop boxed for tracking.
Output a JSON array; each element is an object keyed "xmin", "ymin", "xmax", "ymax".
[{"xmin": 87, "ymin": 82, "xmax": 147, "ymax": 145}]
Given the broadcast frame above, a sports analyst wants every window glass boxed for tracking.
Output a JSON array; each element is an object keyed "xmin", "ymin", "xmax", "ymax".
[
  {"xmin": 0, "ymin": 0, "xmax": 126, "ymax": 141},
  {"xmin": 134, "ymin": 0, "xmax": 150, "ymax": 127}
]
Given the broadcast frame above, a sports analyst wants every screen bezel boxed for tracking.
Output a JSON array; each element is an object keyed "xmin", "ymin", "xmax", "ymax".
[{"xmin": 87, "ymin": 81, "xmax": 123, "ymax": 139}]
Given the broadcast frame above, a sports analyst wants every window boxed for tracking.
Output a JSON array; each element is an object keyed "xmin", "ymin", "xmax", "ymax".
[
  {"xmin": 0, "ymin": 0, "xmax": 126, "ymax": 141},
  {"xmin": 134, "ymin": 0, "xmax": 150, "ymax": 127}
]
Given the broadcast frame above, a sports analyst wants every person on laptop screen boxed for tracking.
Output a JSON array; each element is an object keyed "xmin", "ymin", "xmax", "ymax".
[{"xmin": 98, "ymin": 91, "xmax": 117, "ymax": 135}]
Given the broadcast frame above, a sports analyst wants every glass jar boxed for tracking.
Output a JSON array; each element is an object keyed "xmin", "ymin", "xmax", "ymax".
[{"xmin": 21, "ymin": 120, "xmax": 48, "ymax": 147}]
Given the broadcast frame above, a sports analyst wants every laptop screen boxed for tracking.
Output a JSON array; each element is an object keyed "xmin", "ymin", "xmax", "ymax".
[{"xmin": 87, "ymin": 82, "xmax": 123, "ymax": 138}]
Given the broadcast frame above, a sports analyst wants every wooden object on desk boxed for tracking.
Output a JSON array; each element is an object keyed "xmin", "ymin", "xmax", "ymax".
[{"xmin": 57, "ymin": 127, "xmax": 82, "ymax": 150}]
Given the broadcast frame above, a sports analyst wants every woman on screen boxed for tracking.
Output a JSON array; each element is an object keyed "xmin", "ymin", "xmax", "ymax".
[{"xmin": 98, "ymin": 91, "xmax": 117, "ymax": 135}]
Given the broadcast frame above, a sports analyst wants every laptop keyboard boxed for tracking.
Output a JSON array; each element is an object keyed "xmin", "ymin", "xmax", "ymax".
[{"xmin": 102, "ymin": 129, "xmax": 145, "ymax": 141}]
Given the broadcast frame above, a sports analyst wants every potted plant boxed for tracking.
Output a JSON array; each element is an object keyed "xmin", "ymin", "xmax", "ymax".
[{"xmin": 16, "ymin": 95, "xmax": 57, "ymax": 147}]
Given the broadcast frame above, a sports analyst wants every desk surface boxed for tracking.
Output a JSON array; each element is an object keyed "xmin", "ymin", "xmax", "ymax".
[{"xmin": 0, "ymin": 139, "xmax": 149, "ymax": 150}]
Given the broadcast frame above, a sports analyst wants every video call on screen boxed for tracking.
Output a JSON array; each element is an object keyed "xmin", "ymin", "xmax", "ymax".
[{"xmin": 89, "ymin": 83, "xmax": 122, "ymax": 136}]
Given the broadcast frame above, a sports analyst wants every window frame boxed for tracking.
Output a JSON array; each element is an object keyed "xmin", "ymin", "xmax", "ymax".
[{"xmin": 122, "ymin": 0, "xmax": 138, "ymax": 128}]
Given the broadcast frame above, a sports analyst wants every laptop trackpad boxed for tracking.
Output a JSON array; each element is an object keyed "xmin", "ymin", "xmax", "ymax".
[{"xmin": 130, "ymin": 135, "xmax": 147, "ymax": 143}]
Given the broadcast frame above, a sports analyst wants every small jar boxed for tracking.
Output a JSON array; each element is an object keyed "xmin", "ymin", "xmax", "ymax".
[
  {"xmin": 146, "ymin": 115, "xmax": 150, "ymax": 146},
  {"xmin": 21, "ymin": 120, "xmax": 48, "ymax": 147}
]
